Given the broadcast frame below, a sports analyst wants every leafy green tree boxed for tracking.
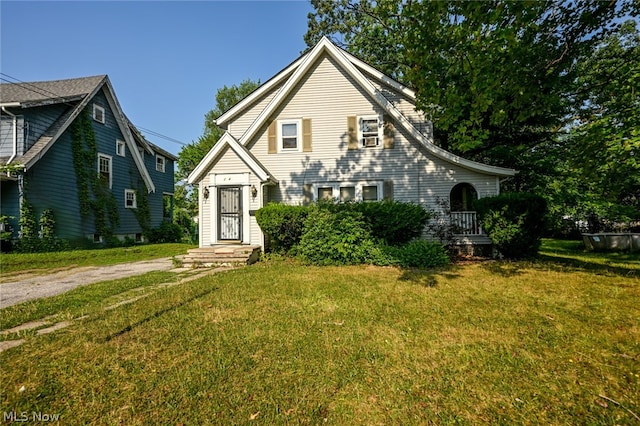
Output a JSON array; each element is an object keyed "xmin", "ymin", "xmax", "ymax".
[
  {"xmin": 568, "ymin": 20, "xmax": 640, "ymax": 222},
  {"xmin": 176, "ymin": 79, "xmax": 260, "ymax": 181},
  {"xmin": 305, "ymin": 1, "xmax": 633, "ymax": 186}
]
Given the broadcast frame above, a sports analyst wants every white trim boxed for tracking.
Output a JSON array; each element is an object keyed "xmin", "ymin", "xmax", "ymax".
[
  {"xmin": 187, "ymin": 132, "xmax": 275, "ymax": 184},
  {"xmin": 156, "ymin": 154, "xmax": 166, "ymax": 173},
  {"xmin": 277, "ymin": 118, "xmax": 302, "ymax": 152},
  {"xmin": 312, "ymin": 181, "xmax": 383, "ymax": 202},
  {"xmin": 116, "ymin": 139, "xmax": 126, "ymax": 157},
  {"xmin": 235, "ymin": 37, "xmax": 515, "ymax": 178},
  {"xmin": 357, "ymin": 114, "xmax": 382, "ymax": 148},
  {"xmin": 93, "ymin": 104, "xmax": 105, "ymax": 124},
  {"xmin": 102, "ymin": 78, "xmax": 156, "ymax": 193},
  {"xmin": 124, "ymin": 188, "xmax": 137, "ymax": 208},
  {"xmin": 97, "ymin": 153, "xmax": 112, "ymax": 189}
]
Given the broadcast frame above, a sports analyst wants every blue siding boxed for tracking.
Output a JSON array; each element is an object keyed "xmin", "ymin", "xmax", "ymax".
[
  {"xmin": 3, "ymin": 88, "xmax": 176, "ymax": 243},
  {"xmin": 22, "ymin": 104, "xmax": 69, "ymax": 152},
  {"xmin": 0, "ymin": 180, "xmax": 20, "ymax": 237}
]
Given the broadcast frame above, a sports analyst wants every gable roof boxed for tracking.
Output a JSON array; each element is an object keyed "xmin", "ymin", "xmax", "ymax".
[
  {"xmin": 188, "ymin": 131, "xmax": 276, "ymax": 184},
  {"xmin": 0, "ymin": 75, "xmax": 107, "ymax": 107},
  {"xmin": 212, "ymin": 37, "xmax": 515, "ymax": 178},
  {"xmin": 0, "ymin": 76, "xmax": 158, "ymax": 192}
]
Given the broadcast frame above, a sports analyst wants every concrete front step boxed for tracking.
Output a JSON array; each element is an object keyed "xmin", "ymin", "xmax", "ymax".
[{"xmin": 182, "ymin": 245, "xmax": 261, "ymax": 268}]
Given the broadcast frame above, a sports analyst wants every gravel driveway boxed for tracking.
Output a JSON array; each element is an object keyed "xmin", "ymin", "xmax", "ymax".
[{"xmin": 0, "ymin": 257, "xmax": 177, "ymax": 308}]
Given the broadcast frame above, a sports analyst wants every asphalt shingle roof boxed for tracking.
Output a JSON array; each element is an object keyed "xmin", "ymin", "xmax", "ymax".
[{"xmin": 0, "ymin": 75, "xmax": 106, "ymax": 106}]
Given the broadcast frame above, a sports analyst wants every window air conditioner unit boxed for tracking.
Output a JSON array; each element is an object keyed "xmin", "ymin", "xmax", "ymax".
[{"xmin": 362, "ymin": 136, "xmax": 378, "ymax": 147}]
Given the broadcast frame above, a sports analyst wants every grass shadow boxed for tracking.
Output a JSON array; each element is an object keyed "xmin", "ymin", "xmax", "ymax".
[
  {"xmin": 397, "ymin": 266, "xmax": 462, "ymax": 288},
  {"xmin": 535, "ymin": 254, "xmax": 639, "ymax": 278}
]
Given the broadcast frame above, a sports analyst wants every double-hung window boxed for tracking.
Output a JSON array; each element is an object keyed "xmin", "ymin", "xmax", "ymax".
[
  {"xmin": 156, "ymin": 154, "xmax": 166, "ymax": 173},
  {"xmin": 98, "ymin": 153, "xmax": 112, "ymax": 188},
  {"xmin": 93, "ymin": 104, "xmax": 105, "ymax": 124},
  {"xmin": 359, "ymin": 115, "xmax": 381, "ymax": 148},
  {"xmin": 125, "ymin": 189, "xmax": 137, "ymax": 208},
  {"xmin": 278, "ymin": 119, "xmax": 302, "ymax": 152}
]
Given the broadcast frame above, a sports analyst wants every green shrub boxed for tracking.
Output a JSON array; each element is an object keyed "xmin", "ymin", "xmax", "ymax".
[
  {"xmin": 255, "ymin": 203, "xmax": 309, "ymax": 253},
  {"xmin": 382, "ymin": 240, "xmax": 450, "ymax": 268},
  {"xmin": 475, "ymin": 192, "xmax": 548, "ymax": 259},
  {"xmin": 145, "ymin": 221, "xmax": 184, "ymax": 244},
  {"xmin": 345, "ymin": 200, "xmax": 430, "ymax": 246},
  {"xmin": 296, "ymin": 207, "xmax": 387, "ymax": 266}
]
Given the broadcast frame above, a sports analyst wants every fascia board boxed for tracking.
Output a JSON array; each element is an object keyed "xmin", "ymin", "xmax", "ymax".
[
  {"xmin": 187, "ymin": 132, "xmax": 274, "ymax": 184},
  {"xmin": 329, "ymin": 43, "xmax": 516, "ymax": 177},
  {"xmin": 103, "ymin": 79, "xmax": 156, "ymax": 193},
  {"xmin": 215, "ymin": 57, "xmax": 304, "ymax": 128},
  {"xmin": 238, "ymin": 38, "xmax": 332, "ymax": 147}
]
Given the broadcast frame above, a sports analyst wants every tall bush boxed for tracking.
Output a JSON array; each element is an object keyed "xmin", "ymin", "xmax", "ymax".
[
  {"xmin": 255, "ymin": 203, "xmax": 309, "ymax": 253},
  {"xmin": 475, "ymin": 192, "xmax": 547, "ymax": 259},
  {"xmin": 351, "ymin": 200, "xmax": 430, "ymax": 245},
  {"xmin": 296, "ymin": 207, "xmax": 386, "ymax": 265}
]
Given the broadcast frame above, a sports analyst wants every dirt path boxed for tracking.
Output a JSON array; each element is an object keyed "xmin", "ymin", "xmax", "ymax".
[{"xmin": 0, "ymin": 257, "xmax": 178, "ymax": 308}]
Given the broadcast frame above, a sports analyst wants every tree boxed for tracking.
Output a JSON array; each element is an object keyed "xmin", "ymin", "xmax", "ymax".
[
  {"xmin": 176, "ymin": 79, "xmax": 260, "ymax": 181},
  {"xmin": 566, "ymin": 20, "xmax": 640, "ymax": 224},
  {"xmin": 305, "ymin": 1, "xmax": 633, "ymax": 187}
]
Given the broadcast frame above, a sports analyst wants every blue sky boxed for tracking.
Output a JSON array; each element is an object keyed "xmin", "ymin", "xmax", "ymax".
[{"xmin": 0, "ymin": 1, "xmax": 314, "ymax": 156}]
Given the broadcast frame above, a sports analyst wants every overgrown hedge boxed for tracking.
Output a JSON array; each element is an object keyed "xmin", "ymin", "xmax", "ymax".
[
  {"xmin": 475, "ymin": 192, "xmax": 547, "ymax": 259},
  {"xmin": 256, "ymin": 201, "xmax": 448, "ymax": 268}
]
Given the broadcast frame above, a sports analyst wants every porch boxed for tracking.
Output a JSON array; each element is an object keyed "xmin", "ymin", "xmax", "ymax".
[{"xmin": 450, "ymin": 211, "xmax": 482, "ymax": 236}]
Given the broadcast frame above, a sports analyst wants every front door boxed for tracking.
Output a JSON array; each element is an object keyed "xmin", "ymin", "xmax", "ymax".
[{"xmin": 218, "ymin": 186, "xmax": 242, "ymax": 241}]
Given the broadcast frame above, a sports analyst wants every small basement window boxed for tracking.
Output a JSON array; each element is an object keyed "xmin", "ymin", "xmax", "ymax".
[{"xmin": 93, "ymin": 104, "xmax": 105, "ymax": 124}]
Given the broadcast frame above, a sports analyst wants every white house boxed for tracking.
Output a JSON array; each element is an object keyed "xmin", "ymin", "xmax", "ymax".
[{"xmin": 187, "ymin": 37, "xmax": 515, "ymax": 254}]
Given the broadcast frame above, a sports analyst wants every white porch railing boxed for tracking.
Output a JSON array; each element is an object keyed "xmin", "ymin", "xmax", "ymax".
[{"xmin": 450, "ymin": 211, "xmax": 482, "ymax": 235}]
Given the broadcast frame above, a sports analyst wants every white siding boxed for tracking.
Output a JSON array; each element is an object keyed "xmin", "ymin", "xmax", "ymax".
[
  {"xmin": 227, "ymin": 82, "xmax": 283, "ymax": 140},
  {"xmin": 245, "ymin": 53, "xmax": 499, "ymax": 208},
  {"xmin": 209, "ymin": 51, "xmax": 502, "ymax": 247},
  {"xmin": 199, "ymin": 146, "xmax": 264, "ymax": 246}
]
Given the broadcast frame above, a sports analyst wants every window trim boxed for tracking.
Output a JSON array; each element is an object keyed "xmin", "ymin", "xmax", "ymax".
[
  {"xmin": 277, "ymin": 118, "xmax": 302, "ymax": 152},
  {"xmin": 156, "ymin": 154, "xmax": 166, "ymax": 173},
  {"xmin": 93, "ymin": 104, "xmax": 105, "ymax": 124},
  {"xmin": 116, "ymin": 140, "xmax": 126, "ymax": 157},
  {"xmin": 124, "ymin": 189, "xmax": 137, "ymax": 209},
  {"xmin": 97, "ymin": 153, "xmax": 112, "ymax": 189},
  {"xmin": 358, "ymin": 114, "xmax": 382, "ymax": 148},
  {"xmin": 313, "ymin": 181, "xmax": 383, "ymax": 202}
]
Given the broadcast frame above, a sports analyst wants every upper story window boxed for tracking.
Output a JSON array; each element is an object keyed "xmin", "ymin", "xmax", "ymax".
[
  {"xmin": 156, "ymin": 154, "xmax": 166, "ymax": 173},
  {"xmin": 93, "ymin": 104, "xmax": 105, "ymax": 124},
  {"xmin": 97, "ymin": 153, "xmax": 112, "ymax": 188},
  {"xmin": 359, "ymin": 115, "xmax": 381, "ymax": 148},
  {"xmin": 116, "ymin": 140, "xmax": 126, "ymax": 157},
  {"xmin": 125, "ymin": 189, "xmax": 137, "ymax": 208},
  {"xmin": 278, "ymin": 119, "xmax": 302, "ymax": 152}
]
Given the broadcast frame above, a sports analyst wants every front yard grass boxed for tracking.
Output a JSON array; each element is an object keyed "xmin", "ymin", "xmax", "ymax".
[{"xmin": 0, "ymin": 242, "xmax": 638, "ymax": 424}]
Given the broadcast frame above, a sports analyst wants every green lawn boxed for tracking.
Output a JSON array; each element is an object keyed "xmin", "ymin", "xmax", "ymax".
[{"xmin": 1, "ymin": 241, "xmax": 638, "ymax": 424}]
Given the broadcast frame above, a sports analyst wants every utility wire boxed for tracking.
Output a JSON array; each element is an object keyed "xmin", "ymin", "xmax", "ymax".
[{"xmin": 0, "ymin": 73, "xmax": 189, "ymax": 147}]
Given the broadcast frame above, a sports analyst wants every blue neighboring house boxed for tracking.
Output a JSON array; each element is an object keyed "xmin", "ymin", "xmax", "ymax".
[{"xmin": 0, "ymin": 75, "xmax": 176, "ymax": 244}]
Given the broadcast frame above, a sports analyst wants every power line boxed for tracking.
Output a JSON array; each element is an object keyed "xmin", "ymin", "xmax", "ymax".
[{"xmin": 0, "ymin": 73, "xmax": 190, "ymax": 147}]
